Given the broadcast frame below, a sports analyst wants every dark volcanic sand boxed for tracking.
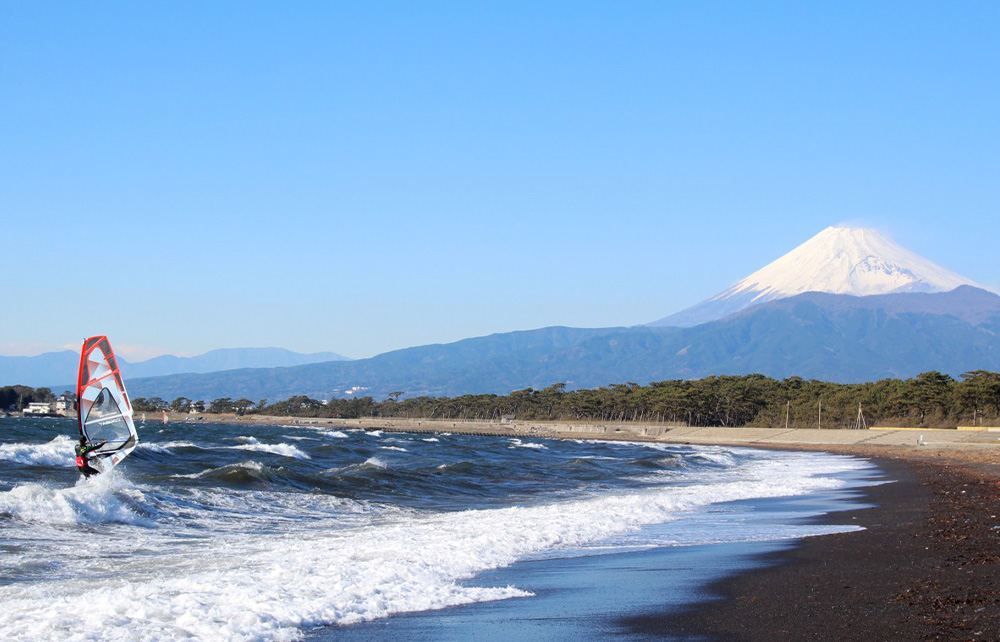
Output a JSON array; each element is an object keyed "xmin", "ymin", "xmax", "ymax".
[{"xmin": 622, "ymin": 453, "xmax": 1000, "ymax": 642}]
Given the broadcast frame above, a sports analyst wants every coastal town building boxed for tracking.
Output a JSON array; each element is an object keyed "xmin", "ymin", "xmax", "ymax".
[
  {"xmin": 23, "ymin": 402, "xmax": 53, "ymax": 415},
  {"xmin": 54, "ymin": 394, "xmax": 76, "ymax": 414}
]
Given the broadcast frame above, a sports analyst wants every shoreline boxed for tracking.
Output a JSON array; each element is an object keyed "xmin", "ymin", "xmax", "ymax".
[
  {"xmin": 164, "ymin": 412, "xmax": 1000, "ymax": 639},
  {"xmin": 627, "ymin": 454, "xmax": 1000, "ymax": 641},
  {"xmin": 167, "ymin": 412, "xmax": 1000, "ymax": 464},
  {"xmin": 166, "ymin": 411, "xmax": 1000, "ymax": 440}
]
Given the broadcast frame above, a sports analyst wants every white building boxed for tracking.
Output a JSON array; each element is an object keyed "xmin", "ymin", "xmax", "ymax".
[
  {"xmin": 54, "ymin": 394, "xmax": 75, "ymax": 413},
  {"xmin": 24, "ymin": 402, "xmax": 53, "ymax": 415}
]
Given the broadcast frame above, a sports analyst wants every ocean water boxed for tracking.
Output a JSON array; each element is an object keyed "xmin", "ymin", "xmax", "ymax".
[{"xmin": 0, "ymin": 416, "xmax": 878, "ymax": 642}]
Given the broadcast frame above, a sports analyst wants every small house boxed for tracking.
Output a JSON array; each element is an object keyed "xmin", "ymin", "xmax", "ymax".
[
  {"xmin": 54, "ymin": 394, "xmax": 76, "ymax": 413},
  {"xmin": 24, "ymin": 402, "xmax": 53, "ymax": 415}
]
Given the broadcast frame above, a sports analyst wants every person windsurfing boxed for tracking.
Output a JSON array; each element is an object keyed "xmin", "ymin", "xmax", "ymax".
[
  {"xmin": 74, "ymin": 336, "xmax": 140, "ymax": 476},
  {"xmin": 75, "ymin": 435, "xmax": 106, "ymax": 478}
]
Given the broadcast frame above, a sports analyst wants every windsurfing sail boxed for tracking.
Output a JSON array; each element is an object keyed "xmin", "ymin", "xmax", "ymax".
[{"xmin": 76, "ymin": 336, "xmax": 139, "ymax": 472}]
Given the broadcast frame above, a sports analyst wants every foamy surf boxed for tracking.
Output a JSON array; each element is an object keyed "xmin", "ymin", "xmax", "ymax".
[
  {"xmin": 0, "ymin": 456, "xmax": 866, "ymax": 641},
  {"xmin": 232, "ymin": 436, "xmax": 311, "ymax": 460},
  {"xmin": 0, "ymin": 472, "xmax": 150, "ymax": 527},
  {"xmin": 0, "ymin": 435, "xmax": 76, "ymax": 467},
  {"xmin": 0, "ymin": 417, "xmax": 879, "ymax": 642},
  {"xmin": 508, "ymin": 438, "xmax": 547, "ymax": 450}
]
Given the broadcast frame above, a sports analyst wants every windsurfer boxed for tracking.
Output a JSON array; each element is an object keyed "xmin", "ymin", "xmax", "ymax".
[{"xmin": 75, "ymin": 436, "xmax": 106, "ymax": 478}]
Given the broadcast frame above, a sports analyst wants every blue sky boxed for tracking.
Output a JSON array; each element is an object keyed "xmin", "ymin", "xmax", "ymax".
[{"xmin": 2, "ymin": 2, "xmax": 998, "ymax": 360}]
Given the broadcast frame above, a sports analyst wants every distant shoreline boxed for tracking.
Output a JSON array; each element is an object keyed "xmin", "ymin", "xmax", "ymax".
[{"xmin": 161, "ymin": 411, "xmax": 1000, "ymax": 454}]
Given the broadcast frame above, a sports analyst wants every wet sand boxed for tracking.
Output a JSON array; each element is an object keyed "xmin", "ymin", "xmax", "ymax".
[{"xmin": 623, "ymin": 453, "xmax": 1000, "ymax": 641}]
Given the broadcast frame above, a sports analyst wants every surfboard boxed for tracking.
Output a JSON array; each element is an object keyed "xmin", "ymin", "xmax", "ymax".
[{"xmin": 76, "ymin": 336, "xmax": 139, "ymax": 473}]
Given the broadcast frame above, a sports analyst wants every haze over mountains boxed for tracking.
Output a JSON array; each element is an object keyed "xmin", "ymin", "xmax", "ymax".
[
  {"xmin": 8, "ymin": 226, "xmax": 999, "ymax": 401},
  {"xmin": 0, "ymin": 348, "xmax": 350, "ymax": 389}
]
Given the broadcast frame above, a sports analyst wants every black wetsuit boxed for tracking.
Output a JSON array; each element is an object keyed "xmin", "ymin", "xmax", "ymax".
[{"xmin": 75, "ymin": 440, "xmax": 105, "ymax": 478}]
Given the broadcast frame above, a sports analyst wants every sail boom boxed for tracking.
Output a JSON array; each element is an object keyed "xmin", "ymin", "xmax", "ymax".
[{"xmin": 85, "ymin": 414, "xmax": 131, "ymax": 427}]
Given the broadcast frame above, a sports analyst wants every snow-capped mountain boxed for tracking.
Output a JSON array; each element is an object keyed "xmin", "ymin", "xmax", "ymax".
[{"xmin": 651, "ymin": 226, "xmax": 981, "ymax": 327}]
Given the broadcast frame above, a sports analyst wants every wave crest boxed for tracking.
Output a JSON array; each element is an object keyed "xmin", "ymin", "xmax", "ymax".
[
  {"xmin": 0, "ymin": 435, "xmax": 74, "ymax": 467},
  {"xmin": 0, "ymin": 474, "xmax": 151, "ymax": 526}
]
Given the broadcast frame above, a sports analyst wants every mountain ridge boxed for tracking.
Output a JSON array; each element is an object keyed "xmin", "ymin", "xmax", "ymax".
[
  {"xmin": 651, "ymin": 226, "xmax": 981, "ymax": 327},
  {"xmin": 8, "ymin": 227, "xmax": 992, "ymax": 401},
  {"xmin": 123, "ymin": 286, "xmax": 1000, "ymax": 401}
]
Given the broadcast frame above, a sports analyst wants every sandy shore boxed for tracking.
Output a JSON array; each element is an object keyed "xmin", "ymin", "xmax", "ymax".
[
  {"xmin": 172, "ymin": 412, "xmax": 1000, "ymax": 465},
  {"xmin": 170, "ymin": 412, "xmax": 1000, "ymax": 640},
  {"xmin": 620, "ymin": 454, "xmax": 1000, "ymax": 642}
]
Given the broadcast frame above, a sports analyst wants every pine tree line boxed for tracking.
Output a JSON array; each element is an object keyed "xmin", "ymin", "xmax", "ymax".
[{"xmin": 119, "ymin": 370, "xmax": 1000, "ymax": 429}]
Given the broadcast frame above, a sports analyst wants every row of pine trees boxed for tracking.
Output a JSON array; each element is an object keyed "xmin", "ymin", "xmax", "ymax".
[
  {"xmin": 115, "ymin": 370, "xmax": 1000, "ymax": 429},
  {"xmin": 8, "ymin": 371, "xmax": 997, "ymax": 429}
]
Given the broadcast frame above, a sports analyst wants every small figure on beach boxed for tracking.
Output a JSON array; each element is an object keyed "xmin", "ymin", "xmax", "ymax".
[{"xmin": 75, "ymin": 436, "xmax": 106, "ymax": 478}]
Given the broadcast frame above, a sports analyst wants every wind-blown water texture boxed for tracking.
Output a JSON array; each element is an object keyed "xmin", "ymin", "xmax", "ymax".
[{"xmin": 0, "ymin": 417, "xmax": 875, "ymax": 642}]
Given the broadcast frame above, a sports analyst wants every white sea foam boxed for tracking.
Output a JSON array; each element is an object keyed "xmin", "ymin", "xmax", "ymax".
[
  {"xmin": 155, "ymin": 440, "xmax": 201, "ymax": 449},
  {"xmin": 0, "ymin": 472, "xmax": 150, "ymax": 527},
  {"xmin": 422, "ymin": 437, "xmax": 439, "ymax": 442},
  {"xmin": 687, "ymin": 449, "xmax": 737, "ymax": 467},
  {"xmin": 379, "ymin": 446, "xmax": 408, "ymax": 452},
  {"xmin": 321, "ymin": 430, "xmax": 349, "ymax": 439},
  {"xmin": 137, "ymin": 442, "xmax": 175, "ymax": 454},
  {"xmin": 230, "ymin": 436, "xmax": 310, "ymax": 460},
  {"xmin": 0, "ymin": 449, "xmax": 872, "ymax": 642},
  {"xmin": 508, "ymin": 438, "xmax": 547, "ymax": 450},
  {"xmin": 0, "ymin": 435, "xmax": 75, "ymax": 467}
]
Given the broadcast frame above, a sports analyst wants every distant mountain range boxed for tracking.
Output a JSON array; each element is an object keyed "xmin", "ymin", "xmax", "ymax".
[
  {"xmin": 10, "ymin": 226, "xmax": 998, "ymax": 402},
  {"xmin": 123, "ymin": 285, "xmax": 1000, "ymax": 401},
  {"xmin": 0, "ymin": 348, "xmax": 350, "ymax": 389}
]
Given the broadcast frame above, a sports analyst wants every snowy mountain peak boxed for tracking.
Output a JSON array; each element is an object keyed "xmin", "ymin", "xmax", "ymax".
[{"xmin": 652, "ymin": 226, "xmax": 980, "ymax": 327}]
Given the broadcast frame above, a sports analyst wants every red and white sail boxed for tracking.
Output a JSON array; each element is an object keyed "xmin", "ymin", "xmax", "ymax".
[{"xmin": 76, "ymin": 336, "xmax": 139, "ymax": 471}]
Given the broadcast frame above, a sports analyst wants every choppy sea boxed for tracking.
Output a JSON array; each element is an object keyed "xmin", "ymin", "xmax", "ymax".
[{"xmin": 0, "ymin": 416, "xmax": 880, "ymax": 642}]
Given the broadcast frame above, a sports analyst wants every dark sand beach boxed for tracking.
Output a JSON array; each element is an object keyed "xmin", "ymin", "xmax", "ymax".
[{"xmin": 626, "ymin": 449, "xmax": 1000, "ymax": 642}]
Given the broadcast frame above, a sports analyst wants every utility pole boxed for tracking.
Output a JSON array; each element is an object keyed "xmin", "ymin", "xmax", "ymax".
[
  {"xmin": 818, "ymin": 401, "xmax": 822, "ymax": 429},
  {"xmin": 785, "ymin": 400, "xmax": 790, "ymax": 429}
]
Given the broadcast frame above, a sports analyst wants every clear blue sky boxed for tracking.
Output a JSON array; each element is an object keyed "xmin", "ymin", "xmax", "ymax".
[{"xmin": 2, "ymin": 2, "xmax": 998, "ymax": 360}]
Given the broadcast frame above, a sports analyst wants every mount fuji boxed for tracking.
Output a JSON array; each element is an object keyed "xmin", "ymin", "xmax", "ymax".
[
  {"xmin": 651, "ymin": 226, "xmax": 982, "ymax": 327},
  {"xmin": 79, "ymin": 225, "xmax": 1000, "ymax": 400}
]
